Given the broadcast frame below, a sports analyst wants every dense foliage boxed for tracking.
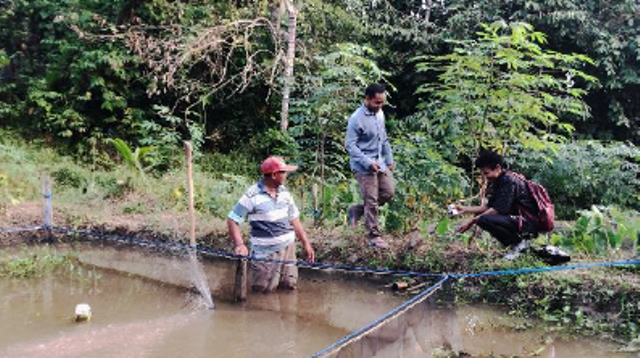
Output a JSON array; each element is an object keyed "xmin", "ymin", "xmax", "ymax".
[
  {"xmin": 415, "ymin": 22, "xmax": 596, "ymax": 158},
  {"xmin": 512, "ymin": 141, "xmax": 640, "ymax": 219},
  {"xmin": 1, "ymin": 0, "xmax": 638, "ymax": 230}
]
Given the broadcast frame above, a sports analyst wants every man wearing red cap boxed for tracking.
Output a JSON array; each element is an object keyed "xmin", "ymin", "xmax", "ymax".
[{"xmin": 227, "ymin": 156, "xmax": 315, "ymax": 293}]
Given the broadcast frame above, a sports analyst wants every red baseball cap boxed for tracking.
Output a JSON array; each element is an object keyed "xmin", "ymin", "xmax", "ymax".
[{"xmin": 261, "ymin": 156, "xmax": 298, "ymax": 174}]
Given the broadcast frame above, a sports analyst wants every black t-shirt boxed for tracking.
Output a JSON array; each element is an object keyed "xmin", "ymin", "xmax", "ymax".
[{"xmin": 487, "ymin": 172, "xmax": 538, "ymax": 216}]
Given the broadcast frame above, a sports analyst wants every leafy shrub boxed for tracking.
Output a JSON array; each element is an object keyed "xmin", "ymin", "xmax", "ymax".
[
  {"xmin": 206, "ymin": 174, "xmax": 252, "ymax": 218},
  {"xmin": 107, "ymin": 138, "xmax": 157, "ymax": 177},
  {"xmin": 551, "ymin": 206, "xmax": 639, "ymax": 255},
  {"xmin": 52, "ymin": 167, "xmax": 88, "ymax": 189},
  {"xmin": 251, "ymin": 128, "xmax": 299, "ymax": 160},
  {"xmin": 415, "ymin": 21, "xmax": 596, "ymax": 158},
  {"xmin": 199, "ymin": 151, "xmax": 257, "ymax": 179},
  {"xmin": 512, "ymin": 141, "xmax": 640, "ymax": 219},
  {"xmin": 385, "ymin": 135, "xmax": 470, "ymax": 232},
  {"xmin": 296, "ymin": 178, "xmax": 360, "ymax": 226},
  {"xmin": 96, "ymin": 176, "xmax": 134, "ymax": 200}
]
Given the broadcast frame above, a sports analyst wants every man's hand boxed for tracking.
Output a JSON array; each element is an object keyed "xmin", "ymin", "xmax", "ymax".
[
  {"xmin": 303, "ymin": 242, "xmax": 315, "ymax": 262},
  {"xmin": 235, "ymin": 244, "xmax": 248, "ymax": 256},
  {"xmin": 370, "ymin": 162, "xmax": 381, "ymax": 173},
  {"xmin": 388, "ymin": 162, "xmax": 396, "ymax": 172},
  {"xmin": 454, "ymin": 204, "xmax": 466, "ymax": 214},
  {"xmin": 456, "ymin": 218, "xmax": 476, "ymax": 234},
  {"xmin": 228, "ymin": 218, "xmax": 248, "ymax": 256},
  {"xmin": 291, "ymin": 218, "xmax": 315, "ymax": 262}
]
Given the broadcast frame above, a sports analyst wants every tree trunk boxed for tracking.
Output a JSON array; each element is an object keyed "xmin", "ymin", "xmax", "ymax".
[
  {"xmin": 424, "ymin": 0, "xmax": 433, "ymax": 24},
  {"xmin": 269, "ymin": 1, "xmax": 283, "ymax": 39},
  {"xmin": 280, "ymin": 0, "xmax": 297, "ymax": 133}
]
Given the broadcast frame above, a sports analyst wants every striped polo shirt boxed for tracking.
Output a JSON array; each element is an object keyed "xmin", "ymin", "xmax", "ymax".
[{"xmin": 228, "ymin": 180, "xmax": 300, "ymax": 247}]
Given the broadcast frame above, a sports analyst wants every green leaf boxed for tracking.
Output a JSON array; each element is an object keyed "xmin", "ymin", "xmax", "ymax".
[{"xmin": 436, "ymin": 217, "xmax": 450, "ymax": 235}]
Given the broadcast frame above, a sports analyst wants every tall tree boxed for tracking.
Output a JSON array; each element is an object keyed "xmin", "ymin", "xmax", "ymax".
[
  {"xmin": 280, "ymin": 0, "xmax": 297, "ymax": 132},
  {"xmin": 415, "ymin": 22, "xmax": 597, "ymax": 159},
  {"xmin": 409, "ymin": 0, "xmax": 640, "ymax": 142}
]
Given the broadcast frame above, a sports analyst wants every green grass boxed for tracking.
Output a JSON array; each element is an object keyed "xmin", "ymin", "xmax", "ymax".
[
  {"xmin": 0, "ymin": 246, "xmax": 76, "ymax": 278},
  {"xmin": 0, "ymin": 130, "xmax": 256, "ymax": 236}
]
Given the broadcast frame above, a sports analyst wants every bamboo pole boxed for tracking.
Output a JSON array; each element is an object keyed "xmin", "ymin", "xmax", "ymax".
[
  {"xmin": 184, "ymin": 142, "xmax": 196, "ymax": 248},
  {"xmin": 184, "ymin": 141, "xmax": 215, "ymax": 309}
]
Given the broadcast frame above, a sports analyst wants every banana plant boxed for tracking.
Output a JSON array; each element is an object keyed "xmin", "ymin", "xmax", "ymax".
[{"xmin": 107, "ymin": 138, "xmax": 157, "ymax": 178}]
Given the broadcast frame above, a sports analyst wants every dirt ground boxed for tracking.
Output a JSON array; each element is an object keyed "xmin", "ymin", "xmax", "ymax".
[{"xmin": 0, "ymin": 200, "xmax": 479, "ymax": 267}]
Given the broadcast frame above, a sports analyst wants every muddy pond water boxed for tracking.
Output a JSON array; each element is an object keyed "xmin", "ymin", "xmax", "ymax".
[
  {"xmin": 0, "ymin": 265, "xmax": 398, "ymax": 358},
  {"xmin": 0, "ymin": 244, "xmax": 635, "ymax": 358}
]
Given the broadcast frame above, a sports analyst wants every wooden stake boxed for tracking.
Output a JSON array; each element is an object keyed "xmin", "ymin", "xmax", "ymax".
[
  {"xmin": 42, "ymin": 174, "xmax": 54, "ymax": 243},
  {"xmin": 42, "ymin": 174, "xmax": 53, "ymax": 227},
  {"xmin": 234, "ymin": 259, "xmax": 248, "ymax": 302},
  {"xmin": 184, "ymin": 142, "xmax": 196, "ymax": 248},
  {"xmin": 183, "ymin": 142, "xmax": 215, "ymax": 309}
]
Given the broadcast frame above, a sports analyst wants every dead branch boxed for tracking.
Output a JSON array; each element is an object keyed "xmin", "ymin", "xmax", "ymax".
[{"xmin": 70, "ymin": 14, "xmax": 282, "ymax": 112}]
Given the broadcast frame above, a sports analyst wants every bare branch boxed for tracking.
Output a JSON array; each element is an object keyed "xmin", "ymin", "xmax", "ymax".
[{"xmin": 71, "ymin": 14, "xmax": 282, "ymax": 112}]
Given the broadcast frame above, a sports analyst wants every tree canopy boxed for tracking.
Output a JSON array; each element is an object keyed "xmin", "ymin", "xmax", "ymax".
[{"xmin": 0, "ymin": 0, "xmax": 638, "ymax": 220}]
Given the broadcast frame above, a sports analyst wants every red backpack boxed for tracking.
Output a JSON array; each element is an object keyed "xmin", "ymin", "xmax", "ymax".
[{"xmin": 508, "ymin": 172, "xmax": 555, "ymax": 232}]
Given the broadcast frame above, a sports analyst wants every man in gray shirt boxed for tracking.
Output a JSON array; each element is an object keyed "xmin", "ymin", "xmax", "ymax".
[{"xmin": 345, "ymin": 83, "xmax": 395, "ymax": 249}]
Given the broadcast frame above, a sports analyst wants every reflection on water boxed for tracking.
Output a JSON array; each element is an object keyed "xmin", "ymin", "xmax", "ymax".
[
  {"xmin": 413, "ymin": 304, "xmax": 635, "ymax": 358},
  {"xmin": 333, "ymin": 300, "xmax": 637, "ymax": 358}
]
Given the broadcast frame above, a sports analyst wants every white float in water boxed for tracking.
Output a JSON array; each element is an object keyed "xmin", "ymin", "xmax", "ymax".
[{"xmin": 75, "ymin": 303, "xmax": 92, "ymax": 322}]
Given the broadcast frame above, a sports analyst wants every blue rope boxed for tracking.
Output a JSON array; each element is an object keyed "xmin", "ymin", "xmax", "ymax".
[
  {"xmin": 48, "ymin": 225, "xmax": 640, "ymax": 278},
  {"xmin": 10, "ymin": 225, "xmax": 637, "ymax": 280},
  {"xmin": 308, "ymin": 274, "xmax": 450, "ymax": 358},
  {"xmin": 151, "ymin": 239, "xmax": 640, "ymax": 279},
  {"xmin": 450, "ymin": 259, "xmax": 640, "ymax": 278}
]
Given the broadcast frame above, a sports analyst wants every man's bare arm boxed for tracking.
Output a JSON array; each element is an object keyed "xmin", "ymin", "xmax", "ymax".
[
  {"xmin": 227, "ymin": 218, "xmax": 248, "ymax": 256},
  {"xmin": 291, "ymin": 218, "xmax": 315, "ymax": 262}
]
